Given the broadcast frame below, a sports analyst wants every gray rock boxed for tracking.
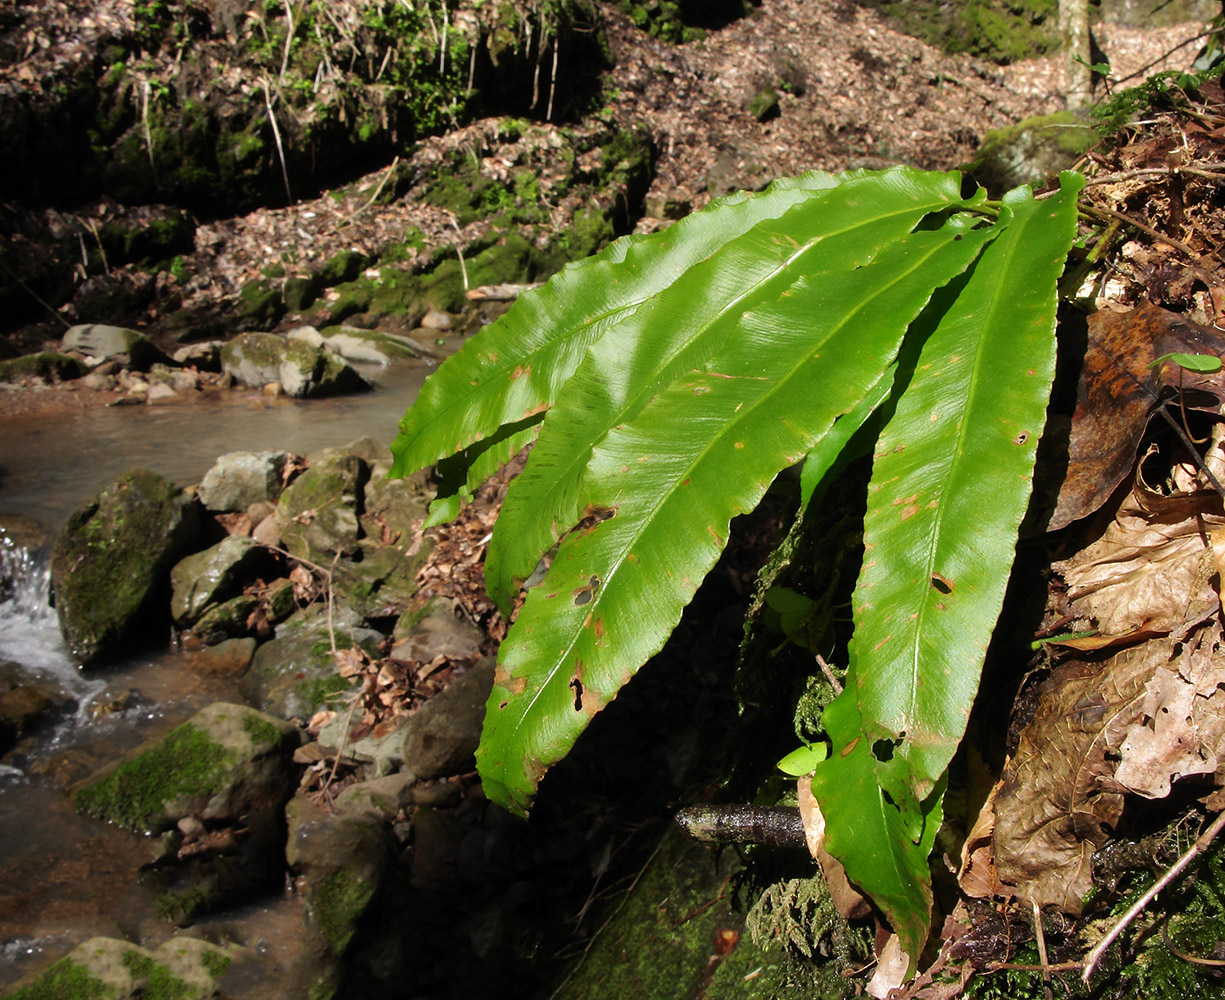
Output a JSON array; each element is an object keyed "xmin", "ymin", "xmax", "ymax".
[
  {"xmin": 243, "ymin": 604, "xmax": 382, "ymax": 721},
  {"xmin": 316, "ymin": 326, "xmax": 424, "ymax": 365},
  {"xmin": 286, "ymin": 788, "xmax": 395, "ymax": 960},
  {"xmin": 198, "ymin": 450, "xmax": 288, "ymax": 512},
  {"xmin": 395, "ymin": 657, "xmax": 496, "ymax": 780},
  {"xmin": 390, "ymin": 596, "xmax": 485, "ymax": 664},
  {"xmin": 50, "ymin": 468, "xmax": 201, "ymax": 665},
  {"xmin": 170, "ymin": 535, "xmax": 266, "ymax": 624},
  {"xmin": 0, "ymin": 659, "xmax": 73, "ymax": 752},
  {"xmin": 73, "ymin": 701, "xmax": 301, "ymax": 833},
  {"xmin": 220, "ymin": 331, "xmax": 371, "ymax": 398},
  {"xmin": 964, "ymin": 111, "xmax": 1099, "ymax": 197},
  {"xmin": 62, "ymin": 324, "xmax": 171, "ymax": 371},
  {"xmin": 276, "ymin": 453, "xmax": 365, "ymax": 564}
]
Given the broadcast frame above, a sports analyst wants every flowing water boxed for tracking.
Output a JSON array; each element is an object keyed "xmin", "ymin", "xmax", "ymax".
[{"xmin": 0, "ymin": 358, "xmax": 432, "ymax": 989}]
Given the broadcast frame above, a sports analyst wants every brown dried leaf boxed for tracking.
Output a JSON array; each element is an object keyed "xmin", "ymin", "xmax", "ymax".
[
  {"xmin": 1110, "ymin": 621, "xmax": 1225, "ymax": 799},
  {"xmin": 334, "ymin": 647, "xmax": 366, "ymax": 677},
  {"xmin": 958, "ymin": 781, "xmax": 1006, "ymax": 901},
  {"xmin": 797, "ymin": 777, "xmax": 871, "ymax": 920},
  {"xmin": 1049, "ymin": 301, "xmax": 1225, "ymax": 531},
  {"xmin": 993, "ymin": 649, "xmax": 1157, "ymax": 914},
  {"xmin": 995, "ymin": 625, "xmax": 1225, "ymax": 914},
  {"xmin": 1055, "ymin": 469, "xmax": 1225, "ymax": 637}
]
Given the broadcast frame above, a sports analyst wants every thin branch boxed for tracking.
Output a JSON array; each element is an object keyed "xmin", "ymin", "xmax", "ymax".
[
  {"xmin": 262, "ymin": 79, "xmax": 294, "ymax": 205},
  {"xmin": 1079, "ymin": 202, "xmax": 1202, "ymax": 260},
  {"xmin": 1082, "ymin": 809, "xmax": 1225, "ymax": 982}
]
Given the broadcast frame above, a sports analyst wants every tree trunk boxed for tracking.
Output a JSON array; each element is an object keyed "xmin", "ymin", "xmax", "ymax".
[{"xmin": 1061, "ymin": 0, "xmax": 1091, "ymax": 110}]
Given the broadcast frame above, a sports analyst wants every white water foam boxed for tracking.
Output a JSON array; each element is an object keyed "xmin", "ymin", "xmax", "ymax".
[{"xmin": 0, "ymin": 532, "xmax": 103, "ymax": 707}]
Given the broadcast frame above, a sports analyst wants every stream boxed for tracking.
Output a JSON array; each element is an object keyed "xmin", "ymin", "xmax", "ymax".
[{"xmin": 0, "ymin": 359, "xmax": 432, "ymax": 991}]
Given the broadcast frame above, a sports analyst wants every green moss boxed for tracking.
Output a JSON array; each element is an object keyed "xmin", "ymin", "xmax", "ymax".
[
  {"xmin": 0, "ymin": 352, "xmax": 83, "ymax": 384},
  {"xmin": 242, "ymin": 711, "xmax": 282, "ymax": 748},
  {"xmin": 312, "ymin": 867, "xmax": 377, "ymax": 956},
  {"xmin": 199, "ymin": 948, "xmax": 231, "ymax": 980},
  {"xmin": 237, "ymin": 279, "xmax": 284, "ymax": 326},
  {"xmin": 155, "ymin": 885, "xmax": 212, "ymax": 925},
  {"xmin": 5, "ymin": 958, "xmax": 113, "ymax": 1000},
  {"xmin": 120, "ymin": 950, "xmax": 192, "ymax": 1000},
  {"xmin": 866, "ymin": 0, "xmax": 1056, "ymax": 63},
  {"xmin": 296, "ymin": 672, "xmax": 359, "ymax": 713},
  {"xmin": 74, "ymin": 722, "xmax": 236, "ymax": 833}
]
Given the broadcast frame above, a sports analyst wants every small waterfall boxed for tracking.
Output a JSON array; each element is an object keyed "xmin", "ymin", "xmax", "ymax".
[{"xmin": 0, "ymin": 528, "xmax": 100, "ymax": 708}]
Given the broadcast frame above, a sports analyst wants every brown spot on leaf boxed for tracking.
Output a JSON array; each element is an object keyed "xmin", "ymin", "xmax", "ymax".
[
  {"xmin": 901, "ymin": 505, "xmax": 919, "ymax": 520},
  {"xmin": 511, "ymin": 364, "xmax": 530, "ymax": 380},
  {"xmin": 840, "ymin": 736, "xmax": 860, "ymax": 758},
  {"xmin": 1013, "ymin": 431, "xmax": 1029, "ymax": 445}
]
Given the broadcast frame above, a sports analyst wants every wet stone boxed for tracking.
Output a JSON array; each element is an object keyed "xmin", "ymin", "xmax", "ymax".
[
  {"xmin": 198, "ymin": 450, "xmax": 288, "ymax": 512},
  {"xmin": 50, "ymin": 468, "xmax": 202, "ymax": 666},
  {"xmin": 170, "ymin": 535, "xmax": 267, "ymax": 624}
]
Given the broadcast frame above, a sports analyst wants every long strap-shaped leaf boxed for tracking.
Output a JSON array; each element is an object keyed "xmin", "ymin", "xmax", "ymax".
[
  {"xmin": 809, "ymin": 173, "xmax": 1084, "ymax": 970},
  {"xmin": 484, "ymin": 168, "xmax": 975, "ymax": 612},
  {"xmin": 388, "ymin": 173, "xmax": 842, "ymax": 484},
  {"xmin": 477, "ymin": 224, "xmax": 992, "ymax": 816}
]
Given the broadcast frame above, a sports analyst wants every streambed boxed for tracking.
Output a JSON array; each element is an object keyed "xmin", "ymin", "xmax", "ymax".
[{"xmin": 0, "ymin": 360, "xmax": 431, "ymax": 991}]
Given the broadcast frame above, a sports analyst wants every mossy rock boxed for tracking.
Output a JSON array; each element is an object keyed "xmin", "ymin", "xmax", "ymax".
[
  {"xmin": 283, "ymin": 273, "xmax": 323, "ymax": 312},
  {"xmin": 285, "ymin": 791, "xmax": 395, "ymax": 959},
  {"xmin": 237, "ymin": 279, "xmax": 284, "ymax": 328},
  {"xmin": 4, "ymin": 936, "xmax": 236, "ymax": 1000},
  {"xmin": 963, "ymin": 111, "xmax": 1099, "ymax": 196},
  {"xmin": 191, "ymin": 593, "xmax": 260, "ymax": 646},
  {"xmin": 865, "ymin": 0, "xmax": 1058, "ymax": 63},
  {"xmin": 332, "ymin": 540, "xmax": 427, "ymax": 619},
  {"xmin": 317, "ymin": 326, "xmax": 423, "ymax": 364},
  {"xmin": 555, "ymin": 827, "xmax": 856, "ymax": 1000},
  {"xmin": 169, "ymin": 535, "xmax": 267, "ymax": 625},
  {"xmin": 50, "ymin": 468, "xmax": 202, "ymax": 666},
  {"xmin": 276, "ymin": 452, "xmax": 366, "ymax": 564},
  {"xmin": 318, "ymin": 250, "xmax": 368, "ymax": 287},
  {"xmin": 0, "ymin": 352, "xmax": 83, "ymax": 384},
  {"xmin": 73, "ymin": 702, "xmax": 300, "ymax": 834},
  {"xmin": 220, "ymin": 332, "xmax": 370, "ymax": 397},
  {"xmin": 243, "ymin": 606, "xmax": 382, "ymax": 721}
]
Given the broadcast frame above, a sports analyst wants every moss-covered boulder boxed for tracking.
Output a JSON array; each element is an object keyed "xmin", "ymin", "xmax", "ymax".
[
  {"xmin": 286, "ymin": 790, "xmax": 396, "ymax": 960},
  {"xmin": 242, "ymin": 604, "xmax": 383, "ymax": 722},
  {"xmin": 220, "ymin": 331, "xmax": 371, "ymax": 398},
  {"xmin": 50, "ymin": 468, "xmax": 201, "ymax": 665},
  {"xmin": 963, "ymin": 111, "xmax": 1100, "ymax": 196},
  {"xmin": 0, "ymin": 0, "xmax": 608, "ymax": 216},
  {"xmin": 0, "ymin": 352, "xmax": 83, "ymax": 384},
  {"xmin": 315, "ymin": 325, "xmax": 425, "ymax": 364},
  {"xmin": 73, "ymin": 702, "xmax": 300, "ymax": 834},
  {"xmin": 3, "ymin": 936, "xmax": 237, "ymax": 1000},
  {"xmin": 275, "ymin": 452, "xmax": 366, "ymax": 564},
  {"xmin": 867, "ymin": 0, "xmax": 1058, "ymax": 63}
]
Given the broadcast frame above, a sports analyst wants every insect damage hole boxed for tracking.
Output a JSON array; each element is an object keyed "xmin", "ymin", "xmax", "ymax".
[
  {"xmin": 569, "ymin": 676, "xmax": 583, "ymax": 711},
  {"xmin": 573, "ymin": 575, "xmax": 600, "ymax": 606},
  {"xmin": 931, "ymin": 573, "xmax": 954, "ymax": 594}
]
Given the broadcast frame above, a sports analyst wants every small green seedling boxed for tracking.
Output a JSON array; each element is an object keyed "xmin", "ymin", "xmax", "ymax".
[
  {"xmin": 777, "ymin": 743, "xmax": 830, "ymax": 776},
  {"xmin": 1148, "ymin": 351, "xmax": 1223, "ymax": 374}
]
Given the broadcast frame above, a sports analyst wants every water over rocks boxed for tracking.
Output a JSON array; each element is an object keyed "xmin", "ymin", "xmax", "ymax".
[{"xmin": 6, "ymin": 433, "xmax": 510, "ymax": 997}]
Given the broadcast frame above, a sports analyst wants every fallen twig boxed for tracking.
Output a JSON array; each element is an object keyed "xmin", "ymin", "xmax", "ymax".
[{"xmin": 1082, "ymin": 809, "xmax": 1225, "ymax": 982}]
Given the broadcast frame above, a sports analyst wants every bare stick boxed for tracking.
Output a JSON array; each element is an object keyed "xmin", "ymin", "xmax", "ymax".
[
  {"xmin": 1082, "ymin": 809, "xmax": 1225, "ymax": 982},
  {"xmin": 141, "ymin": 79, "xmax": 160, "ymax": 187},
  {"xmin": 262, "ymin": 79, "xmax": 294, "ymax": 205},
  {"xmin": 546, "ymin": 30, "xmax": 559, "ymax": 121},
  {"xmin": 1032, "ymin": 900, "xmax": 1053, "ymax": 1000},
  {"xmin": 279, "ymin": 0, "xmax": 295, "ymax": 83}
]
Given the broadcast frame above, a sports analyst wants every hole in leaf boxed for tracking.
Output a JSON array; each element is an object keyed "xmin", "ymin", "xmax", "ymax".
[
  {"xmin": 872, "ymin": 738, "xmax": 897, "ymax": 762},
  {"xmin": 931, "ymin": 573, "xmax": 953, "ymax": 594},
  {"xmin": 573, "ymin": 575, "xmax": 600, "ymax": 606},
  {"xmin": 569, "ymin": 676, "xmax": 583, "ymax": 711}
]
